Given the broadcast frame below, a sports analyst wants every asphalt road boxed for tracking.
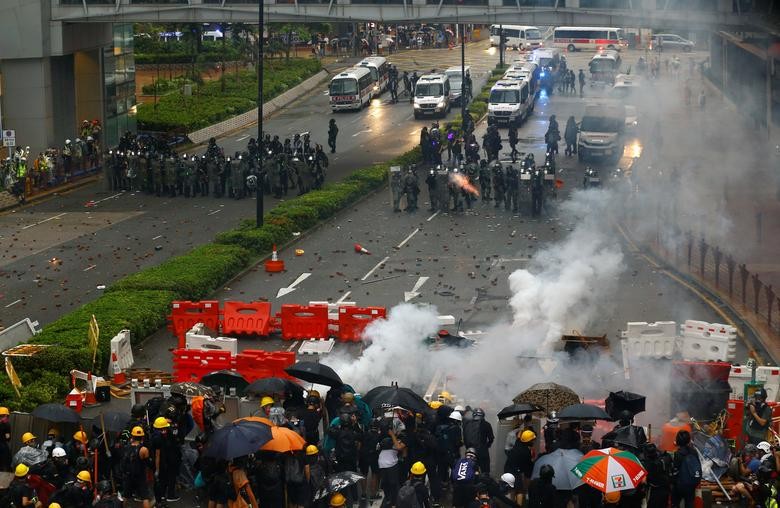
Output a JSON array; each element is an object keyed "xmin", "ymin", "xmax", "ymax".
[{"xmin": 0, "ymin": 42, "xmax": 500, "ymax": 329}]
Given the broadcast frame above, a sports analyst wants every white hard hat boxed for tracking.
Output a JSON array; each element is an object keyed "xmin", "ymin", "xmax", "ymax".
[
  {"xmin": 757, "ymin": 441, "xmax": 772, "ymax": 454},
  {"xmin": 65, "ymin": 139, "xmax": 71, "ymax": 144},
  {"xmin": 449, "ymin": 411, "xmax": 462, "ymax": 422},
  {"xmin": 52, "ymin": 447, "xmax": 66, "ymax": 458},
  {"xmin": 500, "ymin": 473, "xmax": 516, "ymax": 488},
  {"xmin": 454, "ymin": 405, "xmax": 465, "ymax": 412}
]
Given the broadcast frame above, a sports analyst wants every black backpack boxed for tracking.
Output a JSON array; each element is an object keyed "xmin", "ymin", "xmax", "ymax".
[{"xmin": 397, "ymin": 480, "xmax": 421, "ymax": 508}]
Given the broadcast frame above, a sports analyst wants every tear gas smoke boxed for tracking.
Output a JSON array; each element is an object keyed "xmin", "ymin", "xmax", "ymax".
[{"xmin": 449, "ymin": 172, "xmax": 480, "ymax": 196}]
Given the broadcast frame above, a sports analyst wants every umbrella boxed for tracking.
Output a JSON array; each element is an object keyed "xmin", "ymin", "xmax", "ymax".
[
  {"xmin": 245, "ymin": 377, "xmax": 303, "ymax": 398},
  {"xmin": 314, "ymin": 471, "xmax": 366, "ymax": 500},
  {"xmin": 605, "ymin": 391, "xmax": 646, "ymax": 419},
  {"xmin": 284, "ymin": 361, "xmax": 343, "ymax": 388},
  {"xmin": 571, "ymin": 447, "xmax": 647, "ymax": 493},
  {"xmin": 170, "ymin": 382, "xmax": 214, "ymax": 397},
  {"xmin": 531, "ymin": 448, "xmax": 584, "ymax": 490},
  {"xmin": 558, "ymin": 403, "xmax": 613, "ymax": 421},
  {"xmin": 362, "ymin": 385, "xmax": 430, "ymax": 415},
  {"xmin": 32, "ymin": 403, "xmax": 80, "ymax": 423},
  {"xmin": 235, "ymin": 416, "xmax": 274, "ymax": 426},
  {"xmin": 200, "ymin": 370, "xmax": 249, "ymax": 395},
  {"xmin": 497, "ymin": 403, "xmax": 543, "ymax": 419},
  {"xmin": 260, "ymin": 425, "xmax": 306, "ymax": 453},
  {"xmin": 85, "ymin": 411, "xmax": 131, "ymax": 433},
  {"xmin": 514, "ymin": 382, "xmax": 580, "ymax": 413},
  {"xmin": 204, "ymin": 421, "xmax": 273, "ymax": 461}
]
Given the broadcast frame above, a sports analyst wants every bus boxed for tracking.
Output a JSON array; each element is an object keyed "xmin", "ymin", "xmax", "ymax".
[
  {"xmin": 489, "ymin": 25, "xmax": 544, "ymax": 50},
  {"xmin": 329, "ymin": 67, "xmax": 375, "ymax": 111},
  {"xmin": 588, "ymin": 50, "xmax": 622, "ymax": 84},
  {"xmin": 553, "ymin": 27, "xmax": 627, "ymax": 52},
  {"xmin": 358, "ymin": 56, "xmax": 389, "ymax": 94}
]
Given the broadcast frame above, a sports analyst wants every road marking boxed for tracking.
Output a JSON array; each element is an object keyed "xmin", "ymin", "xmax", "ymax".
[
  {"xmin": 396, "ymin": 228, "xmax": 420, "ymax": 249},
  {"xmin": 4, "ymin": 299, "xmax": 21, "ymax": 308},
  {"xmin": 336, "ymin": 291, "xmax": 352, "ymax": 304},
  {"xmin": 277, "ymin": 272, "xmax": 312, "ymax": 298},
  {"xmin": 83, "ymin": 264, "xmax": 97, "ymax": 272},
  {"xmin": 21, "ymin": 212, "xmax": 68, "ymax": 230},
  {"xmin": 351, "ymin": 129, "xmax": 373, "ymax": 137},
  {"xmin": 404, "ymin": 276, "xmax": 429, "ymax": 302},
  {"xmin": 360, "ymin": 256, "xmax": 390, "ymax": 281},
  {"xmin": 236, "ymin": 135, "xmax": 250, "ymax": 142},
  {"xmin": 92, "ymin": 192, "xmax": 124, "ymax": 205},
  {"xmin": 152, "ymin": 235, "xmax": 163, "ymax": 240},
  {"xmin": 207, "ymin": 209, "xmax": 222, "ymax": 216},
  {"xmin": 287, "ymin": 341, "xmax": 298, "ymax": 352},
  {"xmin": 426, "ymin": 211, "xmax": 439, "ymax": 222}
]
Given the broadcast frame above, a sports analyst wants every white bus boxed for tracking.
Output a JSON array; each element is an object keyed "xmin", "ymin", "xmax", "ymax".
[
  {"xmin": 553, "ymin": 27, "xmax": 627, "ymax": 52},
  {"xmin": 489, "ymin": 25, "xmax": 544, "ymax": 50},
  {"xmin": 329, "ymin": 67, "xmax": 375, "ymax": 111},
  {"xmin": 358, "ymin": 56, "xmax": 389, "ymax": 94}
]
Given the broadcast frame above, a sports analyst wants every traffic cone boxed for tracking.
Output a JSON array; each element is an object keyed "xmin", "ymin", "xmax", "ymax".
[
  {"xmin": 264, "ymin": 244, "xmax": 286, "ymax": 272},
  {"xmin": 354, "ymin": 243, "xmax": 371, "ymax": 255},
  {"xmin": 84, "ymin": 372, "xmax": 97, "ymax": 405},
  {"xmin": 111, "ymin": 352, "xmax": 126, "ymax": 385}
]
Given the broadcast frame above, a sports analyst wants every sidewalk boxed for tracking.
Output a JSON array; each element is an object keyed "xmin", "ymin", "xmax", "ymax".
[{"xmin": 0, "ymin": 173, "xmax": 101, "ymax": 213}]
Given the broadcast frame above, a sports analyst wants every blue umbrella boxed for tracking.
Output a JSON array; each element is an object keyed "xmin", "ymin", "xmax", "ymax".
[
  {"xmin": 203, "ymin": 421, "xmax": 272, "ymax": 461},
  {"xmin": 531, "ymin": 448, "xmax": 584, "ymax": 490}
]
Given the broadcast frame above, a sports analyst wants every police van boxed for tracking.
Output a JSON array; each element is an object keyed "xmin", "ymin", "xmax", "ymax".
[
  {"xmin": 358, "ymin": 56, "xmax": 389, "ymax": 94},
  {"xmin": 504, "ymin": 63, "xmax": 539, "ymax": 96},
  {"xmin": 444, "ymin": 66, "xmax": 471, "ymax": 105},
  {"xmin": 329, "ymin": 66, "xmax": 375, "ymax": 111},
  {"xmin": 489, "ymin": 25, "xmax": 544, "ymax": 51},
  {"xmin": 487, "ymin": 79, "xmax": 532, "ymax": 127},
  {"xmin": 588, "ymin": 50, "xmax": 622, "ymax": 84},
  {"xmin": 413, "ymin": 74, "xmax": 451, "ymax": 119}
]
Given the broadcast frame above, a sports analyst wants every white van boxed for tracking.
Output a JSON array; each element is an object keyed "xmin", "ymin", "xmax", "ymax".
[
  {"xmin": 578, "ymin": 103, "xmax": 626, "ymax": 161},
  {"xmin": 532, "ymin": 48, "xmax": 564, "ymax": 70},
  {"xmin": 329, "ymin": 67, "xmax": 375, "ymax": 111},
  {"xmin": 358, "ymin": 56, "xmax": 389, "ymax": 94},
  {"xmin": 490, "ymin": 25, "xmax": 544, "ymax": 51},
  {"xmin": 413, "ymin": 74, "xmax": 451, "ymax": 119},
  {"xmin": 444, "ymin": 66, "xmax": 471, "ymax": 105},
  {"xmin": 487, "ymin": 80, "xmax": 532, "ymax": 127}
]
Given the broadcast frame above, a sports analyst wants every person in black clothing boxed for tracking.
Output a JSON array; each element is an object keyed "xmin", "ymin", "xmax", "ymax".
[
  {"xmin": 330, "ymin": 411, "xmax": 364, "ymax": 474},
  {"xmin": 527, "ymin": 464, "xmax": 556, "ymax": 508},
  {"xmin": 360, "ymin": 418, "xmax": 383, "ymax": 500},
  {"xmin": 389, "ymin": 76, "xmax": 399, "ymax": 103},
  {"xmin": 10, "ymin": 464, "xmax": 41, "ymax": 507},
  {"xmin": 463, "ymin": 408, "xmax": 494, "ymax": 474},
  {"xmin": 671, "ymin": 430, "xmax": 701, "ymax": 508},
  {"xmin": 504, "ymin": 430, "xmax": 535, "ymax": 496},
  {"xmin": 404, "ymin": 462, "xmax": 432, "ymax": 508},
  {"xmin": 508, "ymin": 124, "xmax": 519, "ymax": 163},
  {"xmin": 328, "ymin": 119, "xmax": 339, "ymax": 154},
  {"xmin": 643, "ymin": 443, "xmax": 672, "ymax": 508},
  {"xmin": 94, "ymin": 480, "xmax": 122, "ymax": 508},
  {"xmin": 0, "ymin": 407, "xmax": 11, "ymax": 471},
  {"xmin": 151, "ymin": 417, "xmax": 181, "ymax": 504},
  {"xmin": 302, "ymin": 390, "xmax": 324, "ymax": 445}
]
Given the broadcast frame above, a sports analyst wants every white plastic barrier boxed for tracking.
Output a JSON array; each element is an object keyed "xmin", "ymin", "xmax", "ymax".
[
  {"xmin": 298, "ymin": 338, "xmax": 336, "ymax": 356},
  {"xmin": 109, "ymin": 329, "xmax": 134, "ymax": 375},
  {"xmin": 729, "ymin": 365, "xmax": 780, "ymax": 402},
  {"xmin": 621, "ymin": 321, "xmax": 678, "ymax": 359},
  {"xmin": 678, "ymin": 320, "xmax": 737, "ymax": 362},
  {"xmin": 0, "ymin": 318, "xmax": 41, "ymax": 350}
]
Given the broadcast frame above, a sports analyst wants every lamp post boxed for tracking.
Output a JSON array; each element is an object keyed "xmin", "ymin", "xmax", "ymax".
[
  {"xmin": 461, "ymin": 23, "xmax": 466, "ymax": 126},
  {"xmin": 256, "ymin": 0, "xmax": 264, "ymax": 227}
]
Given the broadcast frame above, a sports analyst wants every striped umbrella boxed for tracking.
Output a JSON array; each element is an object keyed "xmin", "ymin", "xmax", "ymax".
[{"xmin": 571, "ymin": 447, "xmax": 647, "ymax": 493}]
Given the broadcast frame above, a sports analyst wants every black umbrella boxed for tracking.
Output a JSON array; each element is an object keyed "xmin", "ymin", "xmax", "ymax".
[
  {"xmin": 285, "ymin": 361, "xmax": 343, "ymax": 388},
  {"xmin": 170, "ymin": 382, "xmax": 214, "ymax": 397},
  {"xmin": 497, "ymin": 403, "xmax": 543, "ymax": 419},
  {"xmin": 200, "ymin": 370, "xmax": 249, "ymax": 395},
  {"xmin": 245, "ymin": 377, "xmax": 303, "ymax": 398},
  {"xmin": 362, "ymin": 385, "xmax": 429, "ymax": 414},
  {"xmin": 85, "ymin": 411, "xmax": 131, "ymax": 433},
  {"xmin": 314, "ymin": 471, "xmax": 366, "ymax": 500},
  {"xmin": 32, "ymin": 403, "xmax": 80, "ymax": 423},
  {"xmin": 203, "ymin": 421, "xmax": 273, "ymax": 461},
  {"xmin": 557, "ymin": 403, "xmax": 612, "ymax": 421},
  {"xmin": 605, "ymin": 390, "xmax": 646, "ymax": 419}
]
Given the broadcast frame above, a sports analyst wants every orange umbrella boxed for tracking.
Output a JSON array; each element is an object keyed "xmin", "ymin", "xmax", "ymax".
[
  {"xmin": 261, "ymin": 425, "xmax": 306, "ymax": 453},
  {"xmin": 234, "ymin": 416, "xmax": 274, "ymax": 427}
]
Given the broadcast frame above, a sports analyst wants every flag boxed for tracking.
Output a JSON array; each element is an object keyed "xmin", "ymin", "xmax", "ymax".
[
  {"xmin": 5, "ymin": 358, "xmax": 21, "ymax": 397},
  {"xmin": 88, "ymin": 314, "xmax": 99, "ymax": 370}
]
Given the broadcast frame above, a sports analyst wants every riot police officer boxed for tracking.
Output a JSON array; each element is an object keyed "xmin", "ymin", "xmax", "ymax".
[
  {"xmin": 230, "ymin": 153, "xmax": 244, "ymax": 199},
  {"xmin": 464, "ymin": 162, "xmax": 478, "ymax": 210},
  {"xmin": 391, "ymin": 168, "xmax": 404, "ymax": 212},
  {"xmin": 435, "ymin": 165, "xmax": 450, "ymax": 213},
  {"xmin": 492, "ymin": 162, "xmax": 506, "ymax": 209},
  {"xmin": 402, "ymin": 166, "xmax": 420, "ymax": 212},
  {"xmin": 505, "ymin": 163, "xmax": 519, "ymax": 213},
  {"xmin": 426, "ymin": 166, "xmax": 438, "ymax": 212},
  {"xmin": 151, "ymin": 154, "xmax": 163, "ymax": 196},
  {"xmin": 478, "ymin": 160, "xmax": 492, "ymax": 201},
  {"xmin": 448, "ymin": 166, "xmax": 463, "ymax": 213},
  {"xmin": 164, "ymin": 154, "xmax": 177, "ymax": 197},
  {"xmin": 531, "ymin": 168, "xmax": 544, "ymax": 216}
]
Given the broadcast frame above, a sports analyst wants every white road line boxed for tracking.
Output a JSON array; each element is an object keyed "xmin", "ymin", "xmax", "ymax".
[
  {"xmin": 336, "ymin": 291, "xmax": 352, "ymax": 304},
  {"xmin": 396, "ymin": 228, "xmax": 419, "ymax": 249},
  {"xmin": 426, "ymin": 211, "xmax": 439, "ymax": 222},
  {"xmin": 360, "ymin": 256, "xmax": 390, "ymax": 281},
  {"xmin": 351, "ymin": 129, "xmax": 373, "ymax": 137},
  {"xmin": 286, "ymin": 341, "xmax": 298, "ymax": 352},
  {"xmin": 236, "ymin": 135, "xmax": 250, "ymax": 142},
  {"xmin": 207, "ymin": 209, "xmax": 222, "ymax": 216},
  {"xmin": 4, "ymin": 299, "xmax": 21, "ymax": 308},
  {"xmin": 21, "ymin": 212, "xmax": 68, "ymax": 230},
  {"xmin": 83, "ymin": 264, "xmax": 97, "ymax": 272},
  {"xmin": 152, "ymin": 235, "xmax": 163, "ymax": 240},
  {"xmin": 92, "ymin": 192, "xmax": 124, "ymax": 205}
]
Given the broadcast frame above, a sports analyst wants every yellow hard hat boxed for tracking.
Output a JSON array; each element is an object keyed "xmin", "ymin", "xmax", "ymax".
[
  {"xmin": 330, "ymin": 492, "xmax": 347, "ymax": 507},
  {"xmin": 131, "ymin": 426, "xmax": 145, "ymax": 437},
  {"xmin": 49, "ymin": 504, "xmax": 62, "ymax": 508},
  {"xmin": 260, "ymin": 396, "xmax": 275, "ymax": 408},
  {"xmin": 0, "ymin": 407, "xmax": 9, "ymax": 416},
  {"xmin": 73, "ymin": 430, "xmax": 88, "ymax": 444},
  {"xmin": 14, "ymin": 463, "xmax": 29, "ymax": 477},
  {"xmin": 604, "ymin": 491, "xmax": 621, "ymax": 504},
  {"xmin": 306, "ymin": 444, "xmax": 319, "ymax": 456},
  {"xmin": 410, "ymin": 461, "xmax": 427, "ymax": 475},
  {"xmin": 153, "ymin": 416, "xmax": 170, "ymax": 429},
  {"xmin": 429, "ymin": 401, "xmax": 443, "ymax": 409},
  {"xmin": 309, "ymin": 390, "xmax": 320, "ymax": 398},
  {"xmin": 77, "ymin": 470, "xmax": 92, "ymax": 482},
  {"xmin": 438, "ymin": 391, "xmax": 452, "ymax": 402},
  {"xmin": 47, "ymin": 428, "xmax": 59, "ymax": 437},
  {"xmin": 21, "ymin": 432, "xmax": 36, "ymax": 444},
  {"xmin": 519, "ymin": 430, "xmax": 537, "ymax": 443}
]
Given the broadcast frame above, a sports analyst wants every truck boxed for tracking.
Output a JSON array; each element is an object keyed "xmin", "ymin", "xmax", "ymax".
[{"xmin": 578, "ymin": 103, "xmax": 626, "ymax": 162}]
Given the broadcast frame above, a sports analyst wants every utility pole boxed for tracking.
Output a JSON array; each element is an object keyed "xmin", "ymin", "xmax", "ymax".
[
  {"xmin": 499, "ymin": 25, "xmax": 505, "ymax": 67},
  {"xmin": 461, "ymin": 23, "xmax": 467, "ymax": 124},
  {"xmin": 256, "ymin": 2, "xmax": 264, "ymax": 227}
]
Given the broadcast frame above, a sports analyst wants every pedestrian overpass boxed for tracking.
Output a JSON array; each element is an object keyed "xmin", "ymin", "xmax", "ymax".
[{"xmin": 52, "ymin": 0, "xmax": 770, "ymax": 32}]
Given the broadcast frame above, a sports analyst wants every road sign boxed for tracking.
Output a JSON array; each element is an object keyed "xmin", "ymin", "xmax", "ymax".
[{"xmin": 2, "ymin": 129, "xmax": 15, "ymax": 148}]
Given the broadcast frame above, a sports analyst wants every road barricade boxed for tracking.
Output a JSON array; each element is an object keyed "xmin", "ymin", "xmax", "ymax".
[
  {"xmin": 337, "ymin": 306, "xmax": 387, "ymax": 342},
  {"xmin": 109, "ymin": 329, "xmax": 134, "ymax": 376},
  {"xmin": 234, "ymin": 350, "xmax": 296, "ymax": 381},
  {"xmin": 280, "ymin": 304, "xmax": 329, "ymax": 340},
  {"xmin": 169, "ymin": 301, "xmax": 220, "ymax": 348},
  {"xmin": 679, "ymin": 320, "xmax": 737, "ymax": 362},
  {"xmin": 173, "ymin": 348, "xmax": 233, "ymax": 382},
  {"xmin": 621, "ymin": 321, "xmax": 677, "ymax": 359},
  {"xmin": 223, "ymin": 301, "xmax": 273, "ymax": 336}
]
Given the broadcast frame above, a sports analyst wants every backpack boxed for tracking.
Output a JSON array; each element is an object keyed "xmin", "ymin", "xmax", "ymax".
[
  {"xmin": 397, "ymin": 480, "xmax": 421, "ymax": 508},
  {"xmin": 284, "ymin": 454, "xmax": 304, "ymax": 484},
  {"xmin": 674, "ymin": 449, "xmax": 702, "ymax": 489},
  {"xmin": 451, "ymin": 457, "xmax": 477, "ymax": 483},
  {"xmin": 463, "ymin": 420, "xmax": 482, "ymax": 449},
  {"xmin": 191, "ymin": 396, "xmax": 205, "ymax": 432},
  {"xmin": 435, "ymin": 424, "xmax": 451, "ymax": 453}
]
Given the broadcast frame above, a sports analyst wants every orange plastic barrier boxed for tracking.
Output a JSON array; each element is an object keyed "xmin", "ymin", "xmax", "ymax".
[
  {"xmin": 168, "ymin": 301, "xmax": 221, "ymax": 347},
  {"xmin": 338, "ymin": 306, "xmax": 387, "ymax": 342},
  {"xmin": 234, "ymin": 350, "xmax": 296, "ymax": 382},
  {"xmin": 173, "ymin": 348, "xmax": 233, "ymax": 382},
  {"xmin": 280, "ymin": 304, "xmax": 329, "ymax": 340},
  {"xmin": 222, "ymin": 301, "xmax": 273, "ymax": 336}
]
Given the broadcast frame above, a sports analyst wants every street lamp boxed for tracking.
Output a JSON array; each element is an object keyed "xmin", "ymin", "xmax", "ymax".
[
  {"xmin": 256, "ymin": 0, "xmax": 264, "ymax": 227},
  {"xmin": 461, "ymin": 23, "xmax": 466, "ymax": 128}
]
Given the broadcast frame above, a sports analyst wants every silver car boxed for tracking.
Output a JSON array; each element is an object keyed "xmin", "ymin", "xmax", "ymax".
[{"xmin": 652, "ymin": 34, "xmax": 694, "ymax": 52}]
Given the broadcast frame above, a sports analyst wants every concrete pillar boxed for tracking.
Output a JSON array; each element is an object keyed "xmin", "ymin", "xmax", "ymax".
[
  {"xmin": 74, "ymin": 49, "xmax": 103, "ymax": 130},
  {"xmin": 0, "ymin": 58, "xmax": 56, "ymax": 155}
]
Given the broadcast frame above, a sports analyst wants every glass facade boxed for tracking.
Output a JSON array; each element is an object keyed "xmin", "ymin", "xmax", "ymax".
[{"xmin": 103, "ymin": 23, "xmax": 137, "ymax": 148}]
